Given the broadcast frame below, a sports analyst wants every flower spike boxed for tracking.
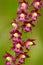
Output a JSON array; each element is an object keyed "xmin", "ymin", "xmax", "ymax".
[{"xmin": 4, "ymin": 0, "xmax": 43, "ymax": 65}]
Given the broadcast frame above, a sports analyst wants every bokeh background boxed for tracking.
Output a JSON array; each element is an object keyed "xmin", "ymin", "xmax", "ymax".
[{"xmin": 0, "ymin": 0, "xmax": 43, "ymax": 65}]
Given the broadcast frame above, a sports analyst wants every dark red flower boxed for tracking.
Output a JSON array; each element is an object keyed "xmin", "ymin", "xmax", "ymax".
[
  {"xmin": 17, "ymin": 11, "xmax": 29, "ymax": 22},
  {"xmin": 16, "ymin": 52, "xmax": 30, "ymax": 64},
  {"xmin": 11, "ymin": 41, "xmax": 24, "ymax": 53},
  {"xmin": 11, "ymin": 20, "xmax": 19, "ymax": 30},
  {"xmin": 4, "ymin": 52, "xmax": 16, "ymax": 65},
  {"xmin": 29, "ymin": 10, "xmax": 41, "ymax": 21},
  {"xmin": 24, "ymin": 39, "xmax": 35, "ymax": 50},
  {"xmin": 31, "ymin": 0, "xmax": 43, "ymax": 9},
  {"xmin": 22, "ymin": 21, "xmax": 35, "ymax": 32},
  {"xmin": 18, "ymin": 0, "xmax": 29, "ymax": 11},
  {"xmin": 10, "ymin": 29, "xmax": 22, "ymax": 42}
]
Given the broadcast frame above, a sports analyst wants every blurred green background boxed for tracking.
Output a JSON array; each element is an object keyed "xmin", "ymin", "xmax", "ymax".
[{"xmin": 0, "ymin": 0, "xmax": 43, "ymax": 65}]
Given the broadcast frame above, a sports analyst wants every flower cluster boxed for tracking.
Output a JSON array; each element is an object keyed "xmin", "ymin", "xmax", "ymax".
[{"xmin": 4, "ymin": 0, "xmax": 43, "ymax": 65}]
